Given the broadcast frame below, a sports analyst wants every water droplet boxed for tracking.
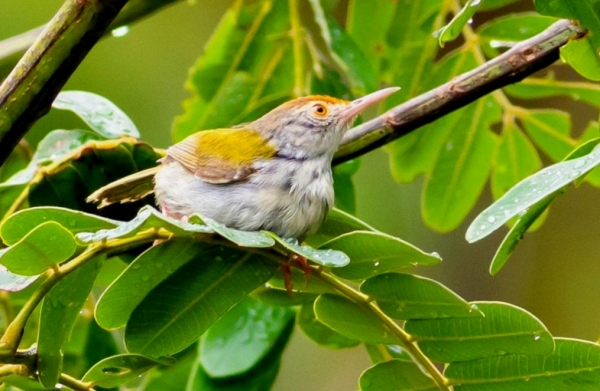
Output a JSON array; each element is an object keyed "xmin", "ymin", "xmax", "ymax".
[
  {"xmin": 446, "ymin": 142, "xmax": 453, "ymax": 151},
  {"xmin": 374, "ymin": 261, "xmax": 380, "ymax": 267},
  {"xmin": 569, "ymin": 170, "xmax": 581, "ymax": 178},
  {"xmin": 487, "ymin": 216, "xmax": 496, "ymax": 223},
  {"xmin": 480, "ymin": 224, "xmax": 486, "ymax": 230},
  {"xmin": 111, "ymin": 25, "xmax": 130, "ymax": 37}
]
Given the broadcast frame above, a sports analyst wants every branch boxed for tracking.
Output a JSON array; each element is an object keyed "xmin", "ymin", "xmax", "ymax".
[
  {"xmin": 0, "ymin": 0, "xmax": 184, "ymax": 81},
  {"xmin": 333, "ymin": 19, "xmax": 586, "ymax": 165},
  {"xmin": 0, "ymin": 0, "xmax": 129, "ymax": 167}
]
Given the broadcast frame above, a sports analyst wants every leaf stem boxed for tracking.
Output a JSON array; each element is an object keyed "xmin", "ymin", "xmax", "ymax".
[
  {"xmin": 3, "ymin": 185, "xmax": 30, "ymax": 221},
  {"xmin": 312, "ymin": 267, "xmax": 451, "ymax": 390},
  {"xmin": 59, "ymin": 373, "xmax": 95, "ymax": 391}
]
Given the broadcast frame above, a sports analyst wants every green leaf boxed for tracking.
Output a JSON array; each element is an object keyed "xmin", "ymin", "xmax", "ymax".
[
  {"xmin": 37, "ymin": 257, "xmax": 103, "ymax": 388},
  {"xmin": 306, "ymin": 0, "xmax": 377, "ymax": 94},
  {"xmin": 82, "ymin": 354, "xmax": 175, "ymax": 388},
  {"xmin": 519, "ymin": 110, "xmax": 576, "ymax": 161},
  {"xmin": 323, "ymin": 231, "xmax": 441, "ymax": 280},
  {"xmin": 561, "ymin": 38, "xmax": 600, "ymax": 81},
  {"xmin": 199, "ymin": 215, "xmax": 275, "ymax": 248},
  {"xmin": 252, "ymin": 286, "xmax": 318, "ymax": 307},
  {"xmin": 360, "ymin": 273, "xmax": 478, "ymax": 320},
  {"xmin": 0, "ymin": 222, "xmax": 76, "ymax": 276},
  {"xmin": 506, "ymin": 77, "xmax": 600, "ymax": 109},
  {"xmin": 437, "ymin": 0, "xmax": 481, "ymax": 47},
  {"xmin": 491, "ymin": 117, "xmax": 542, "ymax": 199},
  {"xmin": 332, "ymin": 168, "xmax": 356, "ymax": 214},
  {"xmin": 347, "ymin": 0, "xmax": 397, "ymax": 76},
  {"xmin": 34, "ymin": 129, "xmax": 102, "ymax": 164},
  {"xmin": 52, "ymin": 91, "xmax": 140, "ymax": 138},
  {"xmin": 2, "ymin": 375, "xmax": 59, "ymax": 391},
  {"xmin": 404, "ymin": 302, "xmax": 554, "ymax": 363},
  {"xmin": 467, "ymin": 141, "xmax": 600, "ymax": 243},
  {"xmin": 305, "ymin": 207, "xmax": 377, "ymax": 247},
  {"xmin": 360, "ymin": 360, "xmax": 437, "ymax": 391},
  {"xmin": 297, "ymin": 302, "xmax": 360, "ymax": 349},
  {"xmin": 96, "ymin": 241, "xmax": 208, "ymax": 330},
  {"xmin": 1, "ymin": 206, "xmax": 119, "ymax": 246},
  {"xmin": 423, "ymin": 96, "xmax": 500, "ymax": 231},
  {"xmin": 477, "ymin": 13, "xmax": 557, "ymax": 55},
  {"xmin": 125, "ymin": 244, "xmax": 277, "ymax": 357},
  {"xmin": 314, "ymin": 294, "xmax": 400, "ymax": 344},
  {"xmin": 0, "ymin": 145, "xmax": 30, "ymax": 218},
  {"xmin": 144, "ymin": 354, "xmax": 195, "ymax": 391},
  {"xmin": 173, "ymin": 0, "xmax": 294, "ymax": 141},
  {"xmin": 0, "ymin": 266, "xmax": 37, "ymax": 292},
  {"xmin": 447, "ymin": 338, "xmax": 600, "ymax": 390},
  {"xmin": 364, "ymin": 344, "xmax": 413, "ymax": 364},
  {"xmin": 76, "ymin": 206, "xmax": 212, "ymax": 244},
  {"xmin": 200, "ymin": 297, "xmax": 294, "ymax": 377},
  {"xmin": 189, "ymin": 319, "xmax": 293, "ymax": 391},
  {"xmin": 268, "ymin": 234, "xmax": 350, "ymax": 268}
]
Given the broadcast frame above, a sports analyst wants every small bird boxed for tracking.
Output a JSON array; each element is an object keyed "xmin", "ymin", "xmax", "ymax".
[{"xmin": 87, "ymin": 87, "xmax": 399, "ymax": 238}]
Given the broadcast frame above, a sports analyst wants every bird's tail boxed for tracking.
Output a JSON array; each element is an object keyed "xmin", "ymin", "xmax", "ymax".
[{"xmin": 86, "ymin": 166, "xmax": 159, "ymax": 208}]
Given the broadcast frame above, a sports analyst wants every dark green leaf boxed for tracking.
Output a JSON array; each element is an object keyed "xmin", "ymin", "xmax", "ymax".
[
  {"xmin": 477, "ymin": 0, "xmax": 521, "ymax": 10},
  {"xmin": 324, "ymin": 231, "xmax": 441, "ymax": 280},
  {"xmin": 251, "ymin": 286, "xmax": 317, "ymax": 307},
  {"xmin": 0, "ymin": 145, "xmax": 30, "ymax": 218},
  {"xmin": 423, "ymin": 96, "xmax": 500, "ymax": 231},
  {"xmin": 561, "ymin": 38, "xmax": 600, "ymax": 81},
  {"xmin": 266, "ymin": 267, "xmax": 337, "ymax": 294},
  {"xmin": 96, "ymin": 241, "xmax": 208, "ymax": 330},
  {"xmin": 2, "ymin": 375, "xmax": 59, "ymax": 391},
  {"xmin": 314, "ymin": 294, "xmax": 400, "ymax": 344},
  {"xmin": 437, "ymin": 0, "xmax": 481, "ymax": 47},
  {"xmin": 360, "ymin": 273, "xmax": 478, "ymax": 320},
  {"xmin": 125, "ymin": 244, "xmax": 277, "ymax": 357},
  {"xmin": 52, "ymin": 91, "xmax": 140, "ymax": 138},
  {"xmin": 1, "ymin": 207, "xmax": 119, "ymax": 246},
  {"xmin": 404, "ymin": 302, "xmax": 554, "ymax": 363},
  {"xmin": 82, "ymin": 354, "xmax": 175, "ymax": 388},
  {"xmin": 447, "ymin": 338, "xmax": 600, "ymax": 390},
  {"xmin": 360, "ymin": 360, "xmax": 437, "ymax": 391},
  {"xmin": 144, "ymin": 354, "xmax": 195, "ymax": 391},
  {"xmin": 478, "ymin": 13, "xmax": 556, "ymax": 55},
  {"xmin": 332, "ymin": 169, "xmax": 356, "ymax": 214},
  {"xmin": 268, "ymin": 234, "xmax": 350, "ymax": 268},
  {"xmin": 200, "ymin": 297, "xmax": 294, "ymax": 377},
  {"xmin": 0, "ymin": 221, "xmax": 76, "ymax": 276},
  {"xmin": 519, "ymin": 109, "xmax": 576, "ymax": 161},
  {"xmin": 297, "ymin": 303, "xmax": 360, "ymax": 349},
  {"xmin": 37, "ymin": 257, "xmax": 103, "ymax": 388},
  {"xmin": 506, "ymin": 77, "xmax": 600, "ymax": 109}
]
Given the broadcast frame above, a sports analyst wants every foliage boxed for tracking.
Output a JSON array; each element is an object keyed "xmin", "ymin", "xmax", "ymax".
[{"xmin": 1, "ymin": 0, "xmax": 600, "ymax": 390}]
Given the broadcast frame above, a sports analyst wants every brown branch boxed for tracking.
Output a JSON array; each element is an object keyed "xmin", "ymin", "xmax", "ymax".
[
  {"xmin": 0, "ymin": 0, "xmax": 129, "ymax": 167},
  {"xmin": 333, "ymin": 19, "xmax": 586, "ymax": 165},
  {"xmin": 0, "ymin": 0, "xmax": 184, "ymax": 81}
]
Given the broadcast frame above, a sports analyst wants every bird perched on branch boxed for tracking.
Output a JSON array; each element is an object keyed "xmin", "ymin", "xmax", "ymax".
[{"xmin": 87, "ymin": 87, "xmax": 399, "ymax": 238}]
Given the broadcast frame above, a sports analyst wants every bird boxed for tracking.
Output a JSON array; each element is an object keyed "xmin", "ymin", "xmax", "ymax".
[{"xmin": 87, "ymin": 87, "xmax": 399, "ymax": 239}]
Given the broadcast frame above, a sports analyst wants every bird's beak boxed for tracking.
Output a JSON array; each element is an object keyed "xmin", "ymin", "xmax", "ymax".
[{"xmin": 343, "ymin": 87, "xmax": 401, "ymax": 119}]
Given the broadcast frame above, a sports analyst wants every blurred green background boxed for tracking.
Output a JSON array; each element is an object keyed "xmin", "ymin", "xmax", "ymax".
[{"xmin": 3, "ymin": 1, "xmax": 600, "ymax": 390}]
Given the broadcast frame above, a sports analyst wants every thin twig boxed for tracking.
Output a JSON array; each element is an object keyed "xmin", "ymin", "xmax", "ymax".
[
  {"xmin": 333, "ymin": 19, "xmax": 586, "ymax": 165},
  {"xmin": 59, "ymin": 373, "xmax": 95, "ymax": 391},
  {"xmin": 313, "ymin": 267, "xmax": 450, "ymax": 390}
]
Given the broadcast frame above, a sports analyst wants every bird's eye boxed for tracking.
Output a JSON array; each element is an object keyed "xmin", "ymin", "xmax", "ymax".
[{"xmin": 312, "ymin": 103, "xmax": 328, "ymax": 118}]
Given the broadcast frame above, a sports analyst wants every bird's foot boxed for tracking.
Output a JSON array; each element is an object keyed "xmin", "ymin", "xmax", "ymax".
[{"xmin": 280, "ymin": 254, "xmax": 311, "ymax": 294}]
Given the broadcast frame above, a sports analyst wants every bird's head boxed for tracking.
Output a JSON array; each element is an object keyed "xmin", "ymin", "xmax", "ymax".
[{"xmin": 253, "ymin": 87, "xmax": 400, "ymax": 160}]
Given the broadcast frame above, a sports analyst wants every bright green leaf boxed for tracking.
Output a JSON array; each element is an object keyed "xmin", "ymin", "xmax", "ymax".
[
  {"xmin": 306, "ymin": 207, "xmax": 377, "ymax": 247},
  {"xmin": 200, "ymin": 297, "xmax": 294, "ymax": 377},
  {"xmin": 200, "ymin": 216, "xmax": 275, "ymax": 248},
  {"xmin": 37, "ymin": 257, "xmax": 103, "ymax": 388},
  {"xmin": 360, "ymin": 360, "xmax": 437, "ymax": 391},
  {"xmin": 1, "ymin": 206, "xmax": 119, "ymax": 246},
  {"xmin": 423, "ymin": 96, "xmax": 500, "ymax": 232},
  {"xmin": 314, "ymin": 294, "xmax": 400, "ymax": 344},
  {"xmin": 519, "ymin": 109, "xmax": 576, "ymax": 161},
  {"xmin": 323, "ymin": 231, "xmax": 441, "ymax": 280},
  {"xmin": 364, "ymin": 344, "xmax": 413, "ymax": 364},
  {"xmin": 506, "ymin": 77, "xmax": 600, "ymax": 109},
  {"xmin": 268, "ymin": 233, "xmax": 350, "ymax": 268},
  {"xmin": 360, "ymin": 273, "xmax": 478, "ymax": 320},
  {"xmin": 437, "ymin": 0, "xmax": 482, "ymax": 47},
  {"xmin": 404, "ymin": 302, "xmax": 554, "ymax": 363},
  {"xmin": 561, "ymin": 38, "xmax": 600, "ymax": 81},
  {"xmin": 125, "ymin": 245, "xmax": 277, "ymax": 357},
  {"xmin": 82, "ymin": 354, "xmax": 175, "ymax": 388},
  {"xmin": 0, "ymin": 221, "xmax": 76, "ymax": 276},
  {"xmin": 52, "ymin": 91, "xmax": 140, "ymax": 139}
]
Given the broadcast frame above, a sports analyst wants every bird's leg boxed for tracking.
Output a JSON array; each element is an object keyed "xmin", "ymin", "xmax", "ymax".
[
  {"xmin": 280, "ymin": 263, "xmax": 293, "ymax": 293},
  {"xmin": 292, "ymin": 254, "xmax": 311, "ymax": 288}
]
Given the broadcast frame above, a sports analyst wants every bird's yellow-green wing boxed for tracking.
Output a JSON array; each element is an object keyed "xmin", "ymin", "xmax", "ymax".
[{"xmin": 166, "ymin": 128, "xmax": 277, "ymax": 184}]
